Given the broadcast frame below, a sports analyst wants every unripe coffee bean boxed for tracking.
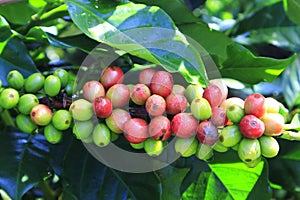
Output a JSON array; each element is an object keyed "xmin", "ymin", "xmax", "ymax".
[
  {"xmin": 0, "ymin": 88, "xmax": 19, "ymax": 109},
  {"xmin": 7, "ymin": 70, "xmax": 24, "ymax": 90},
  {"xmin": 44, "ymin": 75, "xmax": 61, "ymax": 97},
  {"xmin": 24, "ymin": 73, "xmax": 45, "ymax": 93},
  {"xmin": 144, "ymin": 138, "xmax": 164, "ymax": 157},
  {"xmin": 16, "ymin": 114, "xmax": 38, "ymax": 134},
  {"xmin": 175, "ymin": 137, "xmax": 198, "ymax": 157},
  {"xmin": 44, "ymin": 123, "xmax": 63, "ymax": 144},
  {"xmin": 93, "ymin": 123, "xmax": 111, "ymax": 147},
  {"xmin": 18, "ymin": 94, "xmax": 39, "ymax": 115}
]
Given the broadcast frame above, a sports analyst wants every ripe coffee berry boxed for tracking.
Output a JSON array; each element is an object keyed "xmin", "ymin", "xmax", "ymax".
[
  {"xmin": 106, "ymin": 84, "xmax": 130, "ymax": 108},
  {"xmin": 123, "ymin": 118, "xmax": 148, "ymax": 144},
  {"xmin": 93, "ymin": 96, "xmax": 113, "ymax": 118},
  {"xmin": 239, "ymin": 115, "xmax": 265, "ymax": 139},
  {"xmin": 82, "ymin": 80, "xmax": 105, "ymax": 102},
  {"xmin": 131, "ymin": 84, "xmax": 151, "ymax": 105},
  {"xmin": 171, "ymin": 113, "xmax": 198, "ymax": 138},
  {"xmin": 210, "ymin": 79, "xmax": 228, "ymax": 102},
  {"xmin": 105, "ymin": 108, "xmax": 131, "ymax": 133},
  {"xmin": 100, "ymin": 66, "xmax": 124, "ymax": 89},
  {"xmin": 244, "ymin": 93, "xmax": 265, "ymax": 118},
  {"xmin": 148, "ymin": 116, "xmax": 171, "ymax": 141},
  {"xmin": 211, "ymin": 107, "xmax": 227, "ymax": 127},
  {"xmin": 145, "ymin": 94, "xmax": 166, "ymax": 116},
  {"xmin": 196, "ymin": 120, "xmax": 219, "ymax": 146},
  {"xmin": 30, "ymin": 104, "xmax": 53, "ymax": 126},
  {"xmin": 260, "ymin": 113, "xmax": 284, "ymax": 136},
  {"xmin": 166, "ymin": 94, "xmax": 188, "ymax": 115},
  {"xmin": 172, "ymin": 84, "xmax": 186, "ymax": 95},
  {"xmin": 138, "ymin": 68, "xmax": 156, "ymax": 87},
  {"xmin": 202, "ymin": 83, "xmax": 223, "ymax": 107},
  {"xmin": 150, "ymin": 71, "xmax": 174, "ymax": 98}
]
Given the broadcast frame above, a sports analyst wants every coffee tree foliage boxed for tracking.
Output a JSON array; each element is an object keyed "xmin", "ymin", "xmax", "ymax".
[{"xmin": 0, "ymin": 0, "xmax": 300, "ymax": 199}]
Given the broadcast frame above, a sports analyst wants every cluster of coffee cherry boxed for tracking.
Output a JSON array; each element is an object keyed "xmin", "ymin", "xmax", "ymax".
[
  {"xmin": 0, "ymin": 69, "xmax": 76, "ymax": 143},
  {"xmin": 0, "ymin": 66, "xmax": 286, "ymax": 167}
]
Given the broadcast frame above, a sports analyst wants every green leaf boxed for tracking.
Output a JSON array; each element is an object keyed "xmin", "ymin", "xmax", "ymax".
[
  {"xmin": 282, "ymin": 55, "xmax": 300, "ymax": 109},
  {"xmin": 284, "ymin": 0, "xmax": 300, "ymax": 25},
  {"xmin": 220, "ymin": 44, "xmax": 296, "ymax": 84},
  {"xmin": 208, "ymin": 151, "xmax": 265, "ymax": 200},
  {"xmin": 0, "ymin": 36, "xmax": 38, "ymax": 86},
  {"xmin": 0, "ymin": 128, "xmax": 50, "ymax": 199},
  {"xmin": 234, "ymin": 2, "xmax": 295, "ymax": 35},
  {"xmin": 65, "ymin": 0, "xmax": 209, "ymax": 85},
  {"xmin": 236, "ymin": 26, "xmax": 300, "ymax": 52},
  {"xmin": 0, "ymin": 1, "xmax": 37, "ymax": 25},
  {"xmin": 0, "ymin": 15, "xmax": 12, "ymax": 42}
]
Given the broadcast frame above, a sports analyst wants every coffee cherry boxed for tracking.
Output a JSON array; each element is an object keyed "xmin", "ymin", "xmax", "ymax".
[
  {"xmin": 144, "ymin": 138, "xmax": 164, "ymax": 156},
  {"xmin": 259, "ymin": 136, "xmax": 279, "ymax": 158},
  {"xmin": 239, "ymin": 115, "xmax": 265, "ymax": 139},
  {"xmin": 219, "ymin": 125, "xmax": 242, "ymax": 147},
  {"xmin": 145, "ymin": 94, "xmax": 166, "ymax": 116},
  {"xmin": 213, "ymin": 140, "xmax": 229, "ymax": 153},
  {"xmin": 264, "ymin": 97, "xmax": 280, "ymax": 113},
  {"xmin": 106, "ymin": 84, "xmax": 130, "ymax": 108},
  {"xmin": 130, "ymin": 142, "xmax": 144, "ymax": 149},
  {"xmin": 191, "ymin": 97, "xmax": 212, "ymax": 120},
  {"xmin": 123, "ymin": 118, "xmax": 148, "ymax": 144},
  {"xmin": 196, "ymin": 120, "xmax": 219, "ymax": 146},
  {"xmin": 65, "ymin": 80, "xmax": 76, "ymax": 97},
  {"xmin": 30, "ymin": 104, "xmax": 53, "ymax": 126},
  {"xmin": 24, "ymin": 73, "xmax": 45, "ymax": 93},
  {"xmin": 150, "ymin": 71, "xmax": 173, "ymax": 98},
  {"xmin": 131, "ymin": 84, "xmax": 151, "ymax": 105},
  {"xmin": 52, "ymin": 110, "xmax": 72, "ymax": 131},
  {"xmin": 53, "ymin": 68, "xmax": 69, "ymax": 88},
  {"xmin": 172, "ymin": 84, "xmax": 186, "ymax": 95},
  {"xmin": 260, "ymin": 113, "xmax": 284, "ymax": 136},
  {"xmin": 16, "ymin": 114, "xmax": 38, "ymax": 134},
  {"xmin": 69, "ymin": 99, "xmax": 93, "ymax": 121},
  {"xmin": 18, "ymin": 94, "xmax": 39, "ymax": 115},
  {"xmin": 138, "ymin": 68, "xmax": 156, "ymax": 87},
  {"xmin": 226, "ymin": 104, "xmax": 245, "ymax": 123},
  {"xmin": 7, "ymin": 70, "xmax": 24, "ymax": 90},
  {"xmin": 93, "ymin": 123, "xmax": 111, "ymax": 147},
  {"xmin": 148, "ymin": 116, "xmax": 171, "ymax": 141},
  {"xmin": 238, "ymin": 138, "xmax": 261, "ymax": 163},
  {"xmin": 184, "ymin": 84, "xmax": 204, "ymax": 103},
  {"xmin": 244, "ymin": 93, "xmax": 265, "ymax": 118},
  {"xmin": 211, "ymin": 107, "xmax": 227, "ymax": 127},
  {"xmin": 82, "ymin": 80, "xmax": 105, "ymax": 102},
  {"xmin": 73, "ymin": 120, "xmax": 94, "ymax": 140},
  {"xmin": 44, "ymin": 75, "xmax": 61, "ymax": 97},
  {"xmin": 0, "ymin": 88, "xmax": 19, "ymax": 109},
  {"xmin": 209, "ymin": 79, "xmax": 228, "ymax": 103},
  {"xmin": 175, "ymin": 137, "xmax": 198, "ymax": 157},
  {"xmin": 220, "ymin": 97, "xmax": 244, "ymax": 110},
  {"xmin": 105, "ymin": 108, "xmax": 131, "ymax": 133},
  {"xmin": 100, "ymin": 66, "xmax": 124, "ymax": 89},
  {"xmin": 171, "ymin": 113, "xmax": 198, "ymax": 138},
  {"xmin": 44, "ymin": 123, "xmax": 63, "ymax": 144},
  {"xmin": 93, "ymin": 96, "xmax": 113, "ymax": 118},
  {"xmin": 166, "ymin": 94, "xmax": 188, "ymax": 115},
  {"xmin": 203, "ymin": 83, "xmax": 223, "ymax": 107},
  {"xmin": 196, "ymin": 143, "xmax": 213, "ymax": 160}
]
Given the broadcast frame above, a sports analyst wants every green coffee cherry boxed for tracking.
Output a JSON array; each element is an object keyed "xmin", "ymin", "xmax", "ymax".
[
  {"xmin": 16, "ymin": 114, "xmax": 38, "ymax": 134},
  {"xmin": 259, "ymin": 136, "xmax": 279, "ymax": 158},
  {"xmin": 144, "ymin": 139, "xmax": 164, "ymax": 156},
  {"xmin": 231, "ymin": 143, "xmax": 239, "ymax": 151},
  {"xmin": 93, "ymin": 123, "xmax": 111, "ymax": 147},
  {"xmin": 18, "ymin": 94, "xmax": 39, "ymax": 114},
  {"xmin": 7, "ymin": 70, "xmax": 24, "ymax": 90},
  {"xmin": 196, "ymin": 143, "xmax": 213, "ymax": 160},
  {"xmin": 0, "ymin": 88, "xmax": 19, "ymax": 109},
  {"xmin": 44, "ymin": 123, "xmax": 63, "ymax": 144},
  {"xmin": 191, "ymin": 97, "xmax": 212, "ymax": 120},
  {"xmin": 69, "ymin": 99, "xmax": 93, "ymax": 121},
  {"xmin": 53, "ymin": 68, "xmax": 69, "ymax": 88},
  {"xmin": 213, "ymin": 140, "xmax": 229, "ymax": 152},
  {"xmin": 238, "ymin": 138, "xmax": 261, "ymax": 163},
  {"xmin": 73, "ymin": 120, "xmax": 94, "ymax": 140},
  {"xmin": 226, "ymin": 105, "xmax": 245, "ymax": 123},
  {"xmin": 24, "ymin": 73, "xmax": 45, "ymax": 93},
  {"xmin": 130, "ymin": 142, "xmax": 144, "ymax": 149},
  {"xmin": 219, "ymin": 125, "xmax": 242, "ymax": 147},
  {"xmin": 185, "ymin": 84, "xmax": 204, "ymax": 103},
  {"xmin": 44, "ymin": 75, "xmax": 61, "ymax": 97},
  {"xmin": 175, "ymin": 137, "xmax": 198, "ymax": 157},
  {"xmin": 245, "ymin": 156, "xmax": 261, "ymax": 168},
  {"xmin": 52, "ymin": 110, "xmax": 72, "ymax": 131},
  {"xmin": 65, "ymin": 81, "xmax": 76, "ymax": 97}
]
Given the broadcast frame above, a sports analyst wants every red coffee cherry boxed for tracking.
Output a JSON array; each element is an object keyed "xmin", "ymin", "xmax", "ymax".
[
  {"xmin": 244, "ymin": 93, "xmax": 266, "ymax": 118},
  {"xmin": 239, "ymin": 114, "xmax": 265, "ymax": 139}
]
